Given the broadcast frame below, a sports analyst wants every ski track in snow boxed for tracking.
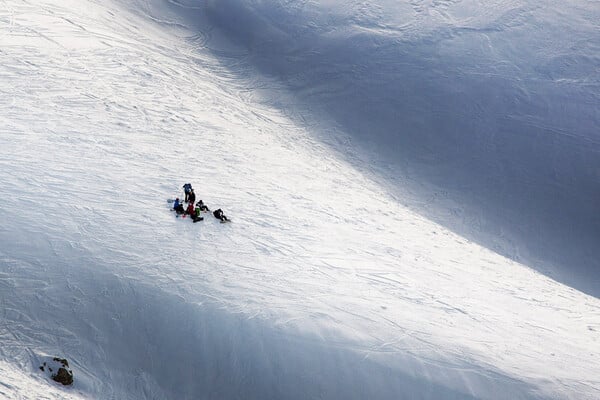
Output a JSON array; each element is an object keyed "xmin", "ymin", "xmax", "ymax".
[{"xmin": 0, "ymin": 0, "xmax": 599, "ymax": 399}]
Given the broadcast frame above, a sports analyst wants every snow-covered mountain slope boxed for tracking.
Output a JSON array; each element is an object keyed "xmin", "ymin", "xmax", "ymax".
[
  {"xmin": 0, "ymin": 0, "xmax": 598, "ymax": 399},
  {"xmin": 196, "ymin": 0, "xmax": 600, "ymax": 296}
]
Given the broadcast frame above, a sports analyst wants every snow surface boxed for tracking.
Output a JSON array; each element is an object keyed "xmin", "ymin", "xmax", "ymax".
[{"xmin": 0, "ymin": 0, "xmax": 598, "ymax": 399}]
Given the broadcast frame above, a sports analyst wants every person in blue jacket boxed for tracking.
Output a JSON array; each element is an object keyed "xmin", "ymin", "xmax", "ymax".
[
  {"xmin": 173, "ymin": 198, "xmax": 185, "ymax": 214},
  {"xmin": 182, "ymin": 183, "xmax": 192, "ymax": 202}
]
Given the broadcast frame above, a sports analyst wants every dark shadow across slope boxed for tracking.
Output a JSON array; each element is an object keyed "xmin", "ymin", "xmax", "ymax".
[
  {"xmin": 198, "ymin": 0, "xmax": 600, "ymax": 297},
  {"xmin": 2, "ymin": 259, "xmax": 540, "ymax": 400},
  {"xmin": 146, "ymin": 0, "xmax": 600, "ymax": 296}
]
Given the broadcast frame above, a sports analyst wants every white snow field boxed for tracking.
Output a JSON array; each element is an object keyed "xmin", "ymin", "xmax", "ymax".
[{"xmin": 0, "ymin": 0, "xmax": 598, "ymax": 399}]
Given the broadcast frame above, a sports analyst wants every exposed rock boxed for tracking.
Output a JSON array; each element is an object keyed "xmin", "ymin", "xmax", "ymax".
[
  {"xmin": 52, "ymin": 366, "xmax": 73, "ymax": 386},
  {"xmin": 39, "ymin": 357, "xmax": 73, "ymax": 386}
]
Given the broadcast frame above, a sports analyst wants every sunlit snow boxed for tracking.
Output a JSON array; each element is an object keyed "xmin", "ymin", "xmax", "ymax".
[{"xmin": 0, "ymin": 0, "xmax": 598, "ymax": 399}]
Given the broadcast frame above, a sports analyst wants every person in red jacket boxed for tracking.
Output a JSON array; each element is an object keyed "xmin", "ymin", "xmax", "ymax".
[
  {"xmin": 185, "ymin": 201, "xmax": 204, "ymax": 223},
  {"xmin": 185, "ymin": 202, "xmax": 194, "ymax": 216}
]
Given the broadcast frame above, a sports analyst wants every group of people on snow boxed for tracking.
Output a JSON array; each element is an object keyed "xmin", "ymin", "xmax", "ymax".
[{"xmin": 173, "ymin": 183, "xmax": 229, "ymax": 223}]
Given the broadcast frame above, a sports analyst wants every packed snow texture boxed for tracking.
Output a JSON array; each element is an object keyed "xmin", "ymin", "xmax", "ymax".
[{"xmin": 0, "ymin": 0, "xmax": 598, "ymax": 399}]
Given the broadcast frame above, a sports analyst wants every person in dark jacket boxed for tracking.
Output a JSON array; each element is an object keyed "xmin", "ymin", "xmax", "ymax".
[
  {"xmin": 173, "ymin": 198, "xmax": 185, "ymax": 214},
  {"xmin": 196, "ymin": 199, "xmax": 209, "ymax": 212},
  {"xmin": 188, "ymin": 189, "xmax": 196, "ymax": 205},
  {"xmin": 183, "ymin": 183, "xmax": 192, "ymax": 202},
  {"xmin": 213, "ymin": 208, "xmax": 229, "ymax": 222}
]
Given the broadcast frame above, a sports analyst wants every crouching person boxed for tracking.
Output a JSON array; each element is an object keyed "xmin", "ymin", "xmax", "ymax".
[
  {"xmin": 213, "ymin": 208, "xmax": 229, "ymax": 222},
  {"xmin": 192, "ymin": 204, "xmax": 204, "ymax": 223},
  {"xmin": 196, "ymin": 199, "xmax": 210, "ymax": 212},
  {"xmin": 173, "ymin": 198, "xmax": 185, "ymax": 214}
]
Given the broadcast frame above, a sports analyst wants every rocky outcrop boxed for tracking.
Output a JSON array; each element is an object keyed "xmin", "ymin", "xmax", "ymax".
[{"xmin": 39, "ymin": 357, "xmax": 73, "ymax": 386}]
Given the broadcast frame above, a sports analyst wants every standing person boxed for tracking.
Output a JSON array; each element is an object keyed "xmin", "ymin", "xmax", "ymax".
[
  {"xmin": 213, "ymin": 208, "xmax": 229, "ymax": 222},
  {"xmin": 188, "ymin": 189, "xmax": 196, "ymax": 205},
  {"xmin": 182, "ymin": 183, "xmax": 192, "ymax": 202}
]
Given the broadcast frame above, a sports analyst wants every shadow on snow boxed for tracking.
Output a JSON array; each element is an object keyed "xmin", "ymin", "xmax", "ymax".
[{"xmin": 197, "ymin": 0, "xmax": 600, "ymax": 297}]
